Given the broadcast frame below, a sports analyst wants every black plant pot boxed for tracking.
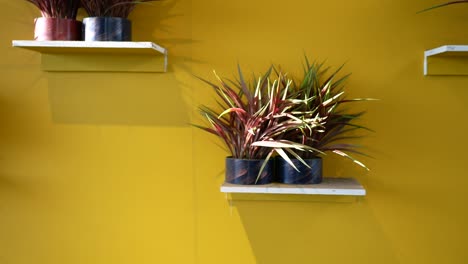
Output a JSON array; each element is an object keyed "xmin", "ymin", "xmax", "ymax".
[
  {"xmin": 225, "ymin": 157, "xmax": 273, "ymax": 185},
  {"xmin": 276, "ymin": 157, "xmax": 322, "ymax": 184},
  {"xmin": 83, "ymin": 17, "xmax": 132, "ymax": 41}
]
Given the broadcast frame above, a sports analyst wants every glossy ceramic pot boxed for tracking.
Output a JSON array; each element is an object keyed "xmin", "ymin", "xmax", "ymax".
[
  {"xmin": 276, "ymin": 157, "xmax": 322, "ymax": 184},
  {"xmin": 83, "ymin": 17, "xmax": 132, "ymax": 41},
  {"xmin": 34, "ymin": 17, "xmax": 82, "ymax": 41},
  {"xmin": 225, "ymin": 157, "xmax": 273, "ymax": 185}
]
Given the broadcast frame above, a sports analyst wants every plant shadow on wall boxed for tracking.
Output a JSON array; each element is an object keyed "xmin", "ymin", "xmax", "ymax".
[
  {"xmin": 47, "ymin": 0, "xmax": 193, "ymax": 127},
  {"xmin": 133, "ymin": 0, "xmax": 197, "ymax": 73},
  {"xmin": 0, "ymin": 96, "xmax": 38, "ymax": 203},
  {"xmin": 0, "ymin": 170, "xmax": 36, "ymax": 205},
  {"xmin": 48, "ymin": 71, "xmax": 191, "ymax": 127}
]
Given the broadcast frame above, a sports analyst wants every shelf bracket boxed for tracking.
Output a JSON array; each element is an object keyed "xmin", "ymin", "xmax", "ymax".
[{"xmin": 424, "ymin": 45, "xmax": 468, "ymax": 76}]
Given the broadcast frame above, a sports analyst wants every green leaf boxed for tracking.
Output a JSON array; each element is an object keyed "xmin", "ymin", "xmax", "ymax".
[
  {"xmin": 332, "ymin": 150, "xmax": 370, "ymax": 171},
  {"xmin": 218, "ymin": 108, "xmax": 247, "ymax": 119},
  {"xmin": 284, "ymin": 148, "xmax": 312, "ymax": 168},
  {"xmin": 255, "ymin": 150, "xmax": 274, "ymax": 184},
  {"xmin": 252, "ymin": 140, "xmax": 307, "ymax": 151},
  {"xmin": 275, "ymin": 148, "xmax": 300, "ymax": 172},
  {"xmin": 322, "ymin": 91, "xmax": 345, "ymax": 106},
  {"xmin": 339, "ymin": 98, "xmax": 379, "ymax": 103},
  {"xmin": 417, "ymin": 1, "xmax": 468, "ymax": 13}
]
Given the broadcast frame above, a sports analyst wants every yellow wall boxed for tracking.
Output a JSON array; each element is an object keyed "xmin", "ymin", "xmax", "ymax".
[{"xmin": 1, "ymin": 0, "xmax": 468, "ymax": 263}]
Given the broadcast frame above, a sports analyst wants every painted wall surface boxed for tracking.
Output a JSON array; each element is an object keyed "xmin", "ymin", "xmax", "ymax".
[{"xmin": 1, "ymin": 0, "xmax": 468, "ymax": 264}]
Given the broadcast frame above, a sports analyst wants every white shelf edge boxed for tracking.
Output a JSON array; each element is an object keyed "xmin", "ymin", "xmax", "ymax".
[
  {"xmin": 12, "ymin": 40, "xmax": 167, "ymax": 54},
  {"xmin": 424, "ymin": 45, "xmax": 468, "ymax": 75},
  {"xmin": 12, "ymin": 40, "xmax": 168, "ymax": 72},
  {"xmin": 220, "ymin": 177, "xmax": 366, "ymax": 196}
]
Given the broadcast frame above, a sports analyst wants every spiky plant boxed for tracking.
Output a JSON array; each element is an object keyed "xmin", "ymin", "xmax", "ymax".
[
  {"xmin": 80, "ymin": 0, "xmax": 158, "ymax": 18},
  {"xmin": 25, "ymin": 0, "xmax": 81, "ymax": 19},
  {"xmin": 418, "ymin": 1, "xmax": 468, "ymax": 13},
  {"xmin": 195, "ymin": 66, "xmax": 322, "ymax": 179},
  {"xmin": 282, "ymin": 58, "xmax": 375, "ymax": 170}
]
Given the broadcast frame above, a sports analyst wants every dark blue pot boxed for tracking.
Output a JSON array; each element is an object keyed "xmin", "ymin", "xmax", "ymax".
[
  {"xmin": 276, "ymin": 157, "xmax": 322, "ymax": 184},
  {"xmin": 225, "ymin": 157, "xmax": 273, "ymax": 185},
  {"xmin": 83, "ymin": 17, "xmax": 132, "ymax": 41}
]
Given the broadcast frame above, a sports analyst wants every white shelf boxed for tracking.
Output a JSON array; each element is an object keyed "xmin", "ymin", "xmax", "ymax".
[
  {"xmin": 221, "ymin": 177, "xmax": 366, "ymax": 196},
  {"xmin": 12, "ymin": 40, "xmax": 167, "ymax": 72},
  {"xmin": 12, "ymin": 40, "xmax": 166, "ymax": 55},
  {"xmin": 424, "ymin": 45, "xmax": 468, "ymax": 75}
]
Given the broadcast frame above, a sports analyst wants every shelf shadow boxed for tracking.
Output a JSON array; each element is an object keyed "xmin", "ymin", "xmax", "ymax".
[
  {"xmin": 233, "ymin": 199, "xmax": 399, "ymax": 264},
  {"xmin": 47, "ymin": 67, "xmax": 190, "ymax": 127}
]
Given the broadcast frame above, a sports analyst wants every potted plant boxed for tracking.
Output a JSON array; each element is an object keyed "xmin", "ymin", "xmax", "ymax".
[
  {"xmin": 25, "ymin": 0, "xmax": 81, "ymax": 40},
  {"xmin": 195, "ymin": 66, "xmax": 319, "ymax": 185},
  {"xmin": 276, "ymin": 58, "xmax": 375, "ymax": 184},
  {"xmin": 80, "ymin": 0, "xmax": 158, "ymax": 41}
]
